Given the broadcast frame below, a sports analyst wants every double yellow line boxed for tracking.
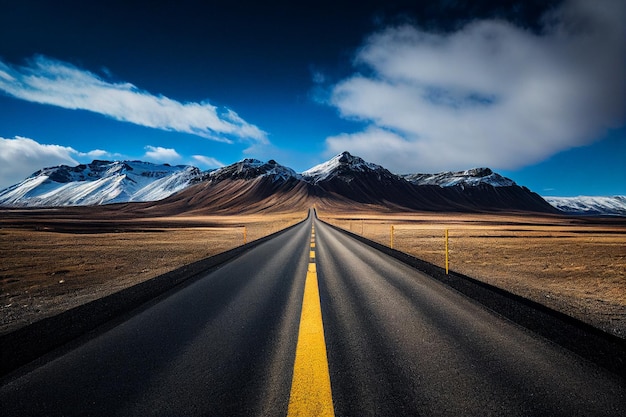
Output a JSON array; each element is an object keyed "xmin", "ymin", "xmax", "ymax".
[{"xmin": 287, "ymin": 224, "xmax": 335, "ymax": 416}]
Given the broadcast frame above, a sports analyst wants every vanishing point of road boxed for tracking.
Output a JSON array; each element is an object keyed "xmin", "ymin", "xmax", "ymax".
[{"xmin": 1, "ymin": 209, "xmax": 624, "ymax": 416}]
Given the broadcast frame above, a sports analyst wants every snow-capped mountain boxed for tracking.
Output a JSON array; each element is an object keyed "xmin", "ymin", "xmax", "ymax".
[
  {"xmin": 302, "ymin": 151, "xmax": 424, "ymax": 205},
  {"xmin": 0, "ymin": 152, "xmax": 604, "ymax": 215},
  {"xmin": 544, "ymin": 196, "xmax": 626, "ymax": 216},
  {"xmin": 0, "ymin": 160, "xmax": 204, "ymax": 207},
  {"xmin": 207, "ymin": 158, "xmax": 300, "ymax": 183},
  {"xmin": 403, "ymin": 168, "xmax": 515, "ymax": 188},
  {"xmin": 297, "ymin": 152, "xmax": 556, "ymax": 212},
  {"xmin": 302, "ymin": 151, "xmax": 394, "ymax": 184}
]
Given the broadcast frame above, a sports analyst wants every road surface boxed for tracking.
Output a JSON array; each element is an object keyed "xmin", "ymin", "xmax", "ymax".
[{"xmin": 1, "ymin": 210, "xmax": 624, "ymax": 416}]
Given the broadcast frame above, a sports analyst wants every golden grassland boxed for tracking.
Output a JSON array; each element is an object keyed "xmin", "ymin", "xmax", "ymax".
[
  {"xmin": 0, "ymin": 212, "xmax": 306, "ymax": 335},
  {"xmin": 318, "ymin": 210, "xmax": 626, "ymax": 338},
  {"xmin": 1, "ymin": 207, "xmax": 624, "ymax": 339}
]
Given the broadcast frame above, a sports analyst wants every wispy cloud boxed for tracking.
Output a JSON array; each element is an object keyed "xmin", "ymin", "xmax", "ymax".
[
  {"xmin": 0, "ymin": 55, "xmax": 268, "ymax": 144},
  {"xmin": 192, "ymin": 155, "xmax": 224, "ymax": 169},
  {"xmin": 0, "ymin": 136, "xmax": 116, "ymax": 189},
  {"xmin": 143, "ymin": 146, "xmax": 181, "ymax": 163},
  {"xmin": 77, "ymin": 149, "xmax": 112, "ymax": 159},
  {"xmin": 325, "ymin": 0, "xmax": 626, "ymax": 173}
]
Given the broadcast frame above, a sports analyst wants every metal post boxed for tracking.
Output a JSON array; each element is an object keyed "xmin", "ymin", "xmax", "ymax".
[
  {"xmin": 390, "ymin": 225, "xmax": 394, "ymax": 249},
  {"xmin": 445, "ymin": 229, "xmax": 449, "ymax": 275}
]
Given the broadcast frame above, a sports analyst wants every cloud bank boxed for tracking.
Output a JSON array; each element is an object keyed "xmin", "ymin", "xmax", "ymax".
[
  {"xmin": 0, "ymin": 55, "xmax": 268, "ymax": 144},
  {"xmin": 325, "ymin": 0, "xmax": 626, "ymax": 173},
  {"xmin": 143, "ymin": 146, "xmax": 181, "ymax": 163}
]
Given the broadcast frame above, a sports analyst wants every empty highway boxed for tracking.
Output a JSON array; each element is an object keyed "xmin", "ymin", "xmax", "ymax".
[{"xmin": 1, "ymin": 210, "xmax": 624, "ymax": 416}]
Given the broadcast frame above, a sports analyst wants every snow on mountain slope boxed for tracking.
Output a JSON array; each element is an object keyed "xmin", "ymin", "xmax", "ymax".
[
  {"xmin": 0, "ymin": 160, "xmax": 204, "ymax": 207},
  {"xmin": 544, "ymin": 196, "xmax": 626, "ymax": 216},
  {"xmin": 1, "ymin": 153, "xmax": 616, "ymax": 215},
  {"xmin": 302, "ymin": 151, "xmax": 394, "ymax": 184},
  {"xmin": 403, "ymin": 168, "xmax": 515, "ymax": 188},
  {"xmin": 207, "ymin": 158, "xmax": 300, "ymax": 183}
]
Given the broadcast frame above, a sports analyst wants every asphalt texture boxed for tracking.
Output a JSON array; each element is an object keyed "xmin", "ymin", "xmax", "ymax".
[
  {"xmin": 0, "ymin": 216, "xmax": 310, "ymax": 416},
  {"xmin": 1, "ymin": 212, "xmax": 625, "ymax": 416},
  {"xmin": 315, "ymin": 218, "xmax": 625, "ymax": 416}
]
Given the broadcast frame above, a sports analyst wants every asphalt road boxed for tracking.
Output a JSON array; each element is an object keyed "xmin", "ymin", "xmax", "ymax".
[
  {"xmin": 1, "ymin": 211, "xmax": 624, "ymax": 416},
  {"xmin": 315, "ymin": 217, "xmax": 625, "ymax": 416}
]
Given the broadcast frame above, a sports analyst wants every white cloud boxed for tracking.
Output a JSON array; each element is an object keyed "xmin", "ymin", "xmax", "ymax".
[
  {"xmin": 326, "ymin": 127, "xmax": 417, "ymax": 172},
  {"xmin": 0, "ymin": 136, "xmax": 115, "ymax": 189},
  {"xmin": 77, "ymin": 149, "xmax": 113, "ymax": 159},
  {"xmin": 192, "ymin": 155, "xmax": 224, "ymax": 169},
  {"xmin": 0, "ymin": 55, "xmax": 268, "ymax": 144},
  {"xmin": 326, "ymin": 0, "xmax": 626, "ymax": 173},
  {"xmin": 143, "ymin": 146, "xmax": 181, "ymax": 163}
]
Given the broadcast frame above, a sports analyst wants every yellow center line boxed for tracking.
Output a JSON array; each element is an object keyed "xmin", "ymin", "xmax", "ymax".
[{"xmin": 287, "ymin": 226, "xmax": 334, "ymax": 417}]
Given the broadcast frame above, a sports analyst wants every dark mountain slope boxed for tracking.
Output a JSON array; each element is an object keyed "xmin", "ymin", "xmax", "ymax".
[
  {"xmin": 303, "ymin": 152, "xmax": 558, "ymax": 213},
  {"xmin": 1, "ymin": 151, "xmax": 561, "ymax": 214},
  {"xmin": 126, "ymin": 176, "xmax": 313, "ymax": 216}
]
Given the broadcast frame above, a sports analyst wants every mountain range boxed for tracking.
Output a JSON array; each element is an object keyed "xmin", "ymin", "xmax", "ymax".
[
  {"xmin": 0, "ymin": 160, "xmax": 204, "ymax": 207},
  {"xmin": 0, "ymin": 152, "xmax": 623, "ymax": 216},
  {"xmin": 544, "ymin": 196, "xmax": 626, "ymax": 216}
]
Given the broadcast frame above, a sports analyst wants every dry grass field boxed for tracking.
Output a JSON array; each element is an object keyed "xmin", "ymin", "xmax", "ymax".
[
  {"xmin": 2, "ymin": 207, "xmax": 624, "ymax": 340},
  {"xmin": 319, "ymin": 210, "xmax": 626, "ymax": 339},
  {"xmin": 0, "ymin": 211, "xmax": 306, "ymax": 335}
]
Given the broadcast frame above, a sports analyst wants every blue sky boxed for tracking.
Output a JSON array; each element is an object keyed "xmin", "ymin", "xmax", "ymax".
[{"xmin": 0, "ymin": 0, "xmax": 624, "ymax": 196}]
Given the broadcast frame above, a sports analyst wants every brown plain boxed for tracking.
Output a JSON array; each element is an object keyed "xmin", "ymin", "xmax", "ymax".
[
  {"xmin": 1, "ymin": 207, "xmax": 625, "ymax": 341},
  {"xmin": 317, "ymin": 209, "xmax": 626, "ymax": 339},
  {"xmin": 0, "ymin": 211, "xmax": 307, "ymax": 335}
]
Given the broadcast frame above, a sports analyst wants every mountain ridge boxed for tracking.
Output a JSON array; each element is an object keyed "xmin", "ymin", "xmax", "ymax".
[
  {"xmin": 0, "ymin": 151, "xmax": 609, "ymax": 215},
  {"xmin": 403, "ymin": 167, "xmax": 515, "ymax": 188},
  {"xmin": 544, "ymin": 196, "xmax": 626, "ymax": 216},
  {"xmin": 0, "ymin": 160, "xmax": 204, "ymax": 207}
]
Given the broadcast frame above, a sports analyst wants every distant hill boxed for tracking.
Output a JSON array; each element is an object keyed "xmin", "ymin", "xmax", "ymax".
[
  {"xmin": 0, "ymin": 152, "xmax": 563, "ymax": 214},
  {"xmin": 544, "ymin": 196, "xmax": 626, "ymax": 216}
]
